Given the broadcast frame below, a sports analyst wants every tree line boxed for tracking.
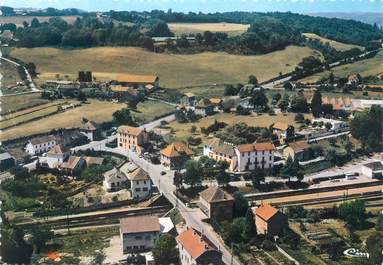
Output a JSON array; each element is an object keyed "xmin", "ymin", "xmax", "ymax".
[
  {"xmin": 11, "ymin": 16, "xmax": 173, "ymax": 49},
  {"xmin": 5, "ymin": 9, "xmax": 383, "ymax": 55}
]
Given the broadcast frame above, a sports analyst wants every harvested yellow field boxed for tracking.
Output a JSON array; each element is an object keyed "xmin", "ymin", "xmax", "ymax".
[
  {"xmin": 0, "ymin": 100, "xmax": 125, "ymax": 141},
  {"xmin": 303, "ymin": 33, "xmax": 363, "ymax": 52},
  {"xmin": 0, "ymin": 16, "xmax": 78, "ymax": 27},
  {"xmin": 11, "ymin": 46, "xmax": 319, "ymax": 88},
  {"xmin": 168, "ymin": 22, "xmax": 249, "ymax": 36}
]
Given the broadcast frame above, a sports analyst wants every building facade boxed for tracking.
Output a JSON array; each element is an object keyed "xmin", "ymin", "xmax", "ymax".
[
  {"xmin": 235, "ymin": 142, "xmax": 275, "ymax": 172},
  {"xmin": 25, "ymin": 135, "xmax": 57, "ymax": 155},
  {"xmin": 199, "ymin": 186, "xmax": 234, "ymax": 222},
  {"xmin": 253, "ymin": 204, "xmax": 287, "ymax": 236},
  {"xmin": 117, "ymin": 126, "xmax": 149, "ymax": 154},
  {"xmin": 203, "ymin": 138, "xmax": 237, "ymax": 171},
  {"xmin": 120, "ymin": 215, "xmax": 160, "ymax": 254},
  {"xmin": 177, "ymin": 227, "xmax": 223, "ymax": 265},
  {"xmin": 160, "ymin": 142, "xmax": 194, "ymax": 169},
  {"xmin": 361, "ymin": 161, "xmax": 383, "ymax": 179},
  {"xmin": 0, "ymin": 152, "xmax": 15, "ymax": 171}
]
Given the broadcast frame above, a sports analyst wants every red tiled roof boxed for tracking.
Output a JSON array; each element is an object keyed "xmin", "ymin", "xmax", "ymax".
[
  {"xmin": 117, "ymin": 126, "xmax": 144, "ymax": 136},
  {"xmin": 160, "ymin": 142, "xmax": 194, "ymax": 158},
  {"xmin": 254, "ymin": 204, "xmax": 279, "ymax": 221},
  {"xmin": 177, "ymin": 228, "xmax": 218, "ymax": 260},
  {"xmin": 236, "ymin": 142, "xmax": 274, "ymax": 153}
]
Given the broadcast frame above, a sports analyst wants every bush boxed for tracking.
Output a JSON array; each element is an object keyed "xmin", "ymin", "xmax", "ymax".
[
  {"xmin": 294, "ymin": 113, "xmax": 305, "ymax": 123},
  {"xmin": 262, "ymin": 239, "xmax": 276, "ymax": 251}
]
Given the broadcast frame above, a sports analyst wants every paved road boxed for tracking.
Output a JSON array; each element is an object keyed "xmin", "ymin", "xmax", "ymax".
[
  {"xmin": 76, "ymin": 132, "xmax": 240, "ymax": 264},
  {"xmin": 73, "ymin": 112, "xmax": 242, "ymax": 264},
  {"xmin": 72, "ymin": 113, "xmax": 175, "ymax": 152},
  {"xmin": 102, "ymin": 147, "xmax": 241, "ymax": 265}
]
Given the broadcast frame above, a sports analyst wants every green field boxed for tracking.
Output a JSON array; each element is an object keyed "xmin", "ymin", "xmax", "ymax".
[
  {"xmin": 0, "ymin": 93, "xmax": 49, "ymax": 114},
  {"xmin": 300, "ymin": 49, "xmax": 383, "ymax": 83},
  {"xmin": 0, "ymin": 59, "xmax": 22, "ymax": 89},
  {"xmin": 0, "ymin": 105, "xmax": 59, "ymax": 130},
  {"xmin": 131, "ymin": 100, "xmax": 175, "ymax": 124},
  {"xmin": 303, "ymin": 33, "xmax": 363, "ymax": 52},
  {"xmin": 10, "ymin": 46, "xmax": 320, "ymax": 88}
]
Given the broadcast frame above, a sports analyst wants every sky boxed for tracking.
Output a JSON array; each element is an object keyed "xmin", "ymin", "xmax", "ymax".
[{"xmin": 1, "ymin": 0, "xmax": 383, "ymax": 13}]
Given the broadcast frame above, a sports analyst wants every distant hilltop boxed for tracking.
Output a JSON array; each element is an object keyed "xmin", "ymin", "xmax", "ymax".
[{"xmin": 309, "ymin": 12, "xmax": 383, "ymax": 28}]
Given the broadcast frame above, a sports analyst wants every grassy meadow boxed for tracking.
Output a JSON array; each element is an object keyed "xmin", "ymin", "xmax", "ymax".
[
  {"xmin": 168, "ymin": 22, "xmax": 249, "ymax": 36},
  {"xmin": 0, "ymin": 59, "xmax": 22, "ymax": 88},
  {"xmin": 300, "ymin": 49, "xmax": 383, "ymax": 83},
  {"xmin": 11, "ymin": 46, "xmax": 320, "ymax": 88},
  {"xmin": 303, "ymin": 33, "xmax": 363, "ymax": 52},
  {"xmin": 132, "ymin": 100, "xmax": 175, "ymax": 124},
  {"xmin": 0, "ymin": 93, "xmax": 49, "ymax": 114}
]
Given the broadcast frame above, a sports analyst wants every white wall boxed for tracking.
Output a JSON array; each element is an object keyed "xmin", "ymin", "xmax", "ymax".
[
  {"xmin": 236, "ymin": 149, "xmax": 274, "ymax": 172},
  {"xmin": 130, "ymin": 179, "xmax": 151, "ymax": 200}
]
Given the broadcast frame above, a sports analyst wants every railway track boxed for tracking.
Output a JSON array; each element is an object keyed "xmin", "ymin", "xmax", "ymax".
[
  {"xmin": 259, "ymin": 193, "xmax": 383, "ymax": 208},
  {"xmin": 16, "ymin": 205, "xmax": 170, "ymax": 229}
]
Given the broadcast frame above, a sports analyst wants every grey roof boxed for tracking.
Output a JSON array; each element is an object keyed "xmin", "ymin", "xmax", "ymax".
[
  {"xmin": 0, "ymin": 152, "xmax": 14, "ymax": 161},
  {"xmin": 196, "ymin": 98, "xmax": 213, "ymax": 108},
  {"xmin": 200, "ymin": 186, "xmax": 234, "ymax": 203},
  {"xmin": 206, "ymin": 138, "xmax": 236, "ymax": 157},
  {"xmin": 363, "ymin": 161, "xmax": 383, "ymax": 171},
  {"xmin": 128, "ymin": 167, "xmax": 150, "ymax": 181},
  {"xmin": 120, "ymin": 215, "xmax": 160, "ymax": 234},
  {"xmin": 30, "ymin": 135, "xmax": 56, "ymax": 145}
]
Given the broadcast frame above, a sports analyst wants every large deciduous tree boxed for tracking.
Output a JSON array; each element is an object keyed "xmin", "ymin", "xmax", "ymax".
[
  {"xmin": 183, "ymin": 160, "xmax": 202, "ymax": 188},
  {"xmin": 311, "ymin": 90, "xmax": 322, "ymax": 117},
  {"xmin": 350, "ymin": 105, "xmax": 383, "ymax": 151},
  {"xmin": 152, "ymin": 234, "xmax": 178, "ymax": 265}
]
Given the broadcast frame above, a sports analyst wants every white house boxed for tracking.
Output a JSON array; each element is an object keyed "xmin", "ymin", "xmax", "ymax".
[
  {"xmin": 103, "ymin": 162, "xmax": 151, "ymax": 200},
  {"xmin": 39, "ymin": 144, "xmax": 71, "ymax": 169},
  {"xmin": 203, "ymin": 138, "xmax": 237, "ymax": 171},
  {"xmin": 46, "ymin": 144, "xmax": 71, "ymax": 164},
  {"xmin": 312, "ymin": 118, "xmax": 349, "ymax": 133},
  {"xmin": 120, "ymin": 215, "xmax": 174, "ymax": 254},
  {"xmin": 121, "ymin": 162, "xmax": 152, "ymax": 200},
  {"xmin": 235, "ymin": 142, "xmax": 275, "ymax": 172},
  {"xmin": 103, "ymin": 167, "xmax": 128, "ymax": 192},
  {"xmin": 361, "ymin": 161, "xmax": 383, "ymax": 179},
  {"xmin": 79, "ymin": 120, "xmax": 99, "ymax": 141},
  {"xmin": 25, "ymin": 135, "xmax": 57, "ymax": 155}
]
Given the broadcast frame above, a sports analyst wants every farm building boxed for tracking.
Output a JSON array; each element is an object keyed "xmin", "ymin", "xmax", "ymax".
[
  {"xmin": 113, "ymin": 74, "xmax": 159, "ymax": 89},
  {"xmin": 252, "ymin": 203, "xmax": 287, "ymax": 236}
]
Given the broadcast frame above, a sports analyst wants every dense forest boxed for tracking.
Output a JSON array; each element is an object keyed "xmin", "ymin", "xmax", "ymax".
[
  {"xmin": 2, "ymin": 6, "xmax": 382, "ymax": 56},
  {"xmin": 108, "ymin": 9, "xmax": 383, "ymax": 47},
  {"xmin": 9, "ymin": 16, "xmax": 173, "ymax": 49}
]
